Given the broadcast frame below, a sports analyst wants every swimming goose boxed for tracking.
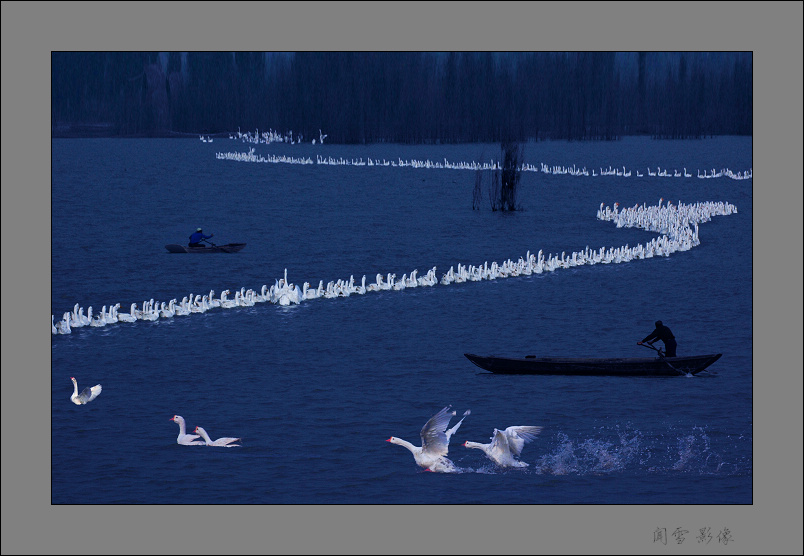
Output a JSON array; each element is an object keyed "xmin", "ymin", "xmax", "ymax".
[
  {"xmin": 194, "ymin": 426, "xmax": 241, "ymax": 447},
  {"xmin": 237, "ymin": 289, "xmax": 255, "ymax": 307},
  {"xmin": 70, "ymin": 304, "xmax": 89, "ymax": 327},
  {"xmin": 106, "ymin": 303, "xmax": 120, "ymax": 324},
  {"xmin": 117, "ymin": 303, "xmax": 138, "ymax": 323},
  {"xmin": 207, "ymin": 290, "xmax": 221, "ymax": 308},
  {"xmin": 188, "ymin": 295, "xmax": 206, "ymax": 313},
  {"xmin": 354, "ymin": 275, "xmax": 367, "ymax": 295},
  {"xmin": 57, "ymin": 312, "xmax": 72, "ymax": 334},
  {"xmin": 173, "ymin": 298, "xmax": 191, "ymax": 316},
  {"xmin": 254, "ymin": 285, "xmax": 270, "ymax": 303},
  {"xmin": 366, "ymin": 273, "xmax": 383, "ymax": 292},
  {"xmin": 70, "ymin": 377, "xmax": 102, "ymax": 405},
  {"xmin": 392, "ymin": 274, "xmax": 407, "ymax": 291},
  {"xmin": 139, "ymin": 301, "xmax": 160, "ymax": 321},
  {"xmin": 464, "ymin": 425, "xmax": 543, "ymax": 468},
  {"xmin": 159, "ymin": 300, "xmax": 176, "ymax": 318},
  {"xmin": 386, "ymin": 406, "xmax": 471, "ymax": 473},
  {"xmin": 170, "ymin": 415, "xmax": 204, "ymax": 445},
  {"xmin": 303, "ymin": 282, "xmax": 321, "ymax": 300},
  {"xmin": 220, "ymin": 290, "xmax": 238, "ymax": 309},
  {"xmin": 89, "ymin": 305, "xmax": 108, "ymax": 327}
]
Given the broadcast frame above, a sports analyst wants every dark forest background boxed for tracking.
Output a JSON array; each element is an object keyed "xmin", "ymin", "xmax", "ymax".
[{"xmin": 51, "ymin": 51, "xmax": 752, "ymax": 143}]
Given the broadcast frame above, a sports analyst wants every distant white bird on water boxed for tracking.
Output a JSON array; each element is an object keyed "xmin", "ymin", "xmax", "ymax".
[
  {"xmin": 386, "ymin": 406, "xmax": 471, "ymax": 473},
  {"xmin": 70, "ymin": 377, "xmax": 102, "ymax": 405},
  {"xmin": 170, "ymin": 415, "xmax": 204, "ymax": 445},
  {"xmin": 194, "ymin": 426, "xmax": 241, "ymax": 447},
  {"xmin": 463, "ymin": 425, "xmax": 543, "ymax": 468}
]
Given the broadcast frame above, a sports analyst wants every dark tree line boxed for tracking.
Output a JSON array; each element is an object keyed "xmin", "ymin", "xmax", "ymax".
[{"xmin": 51, "ymin": 52, "xmax": 752, "ymax": 142}]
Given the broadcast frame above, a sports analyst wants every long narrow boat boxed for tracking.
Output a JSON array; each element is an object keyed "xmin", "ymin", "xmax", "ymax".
[
  {"xmin": 165, "ymin": 243, "xmax": 246, "ymax": 253},
  {"xmin": 464, "ymin": 352, "xmax": 722, "ymax": 376}
]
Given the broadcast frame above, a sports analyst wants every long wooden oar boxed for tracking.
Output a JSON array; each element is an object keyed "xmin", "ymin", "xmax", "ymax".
[
  {"xmin": 201, "ymin": 237, "xmax": 237, "ymax": 253},
  {"xmin": 638, "ymin": 342, "xmax": 690, "ymax": 376}
]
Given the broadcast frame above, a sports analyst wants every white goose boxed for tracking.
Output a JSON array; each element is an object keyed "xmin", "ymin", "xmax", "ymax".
[
  {"xmin": 238, "ymin": 290, "xmax": 255, "ymax": 307},
  {"xmin": 219, "ymin": 290, "xmax": 238, "ymax": 309},
  {"xmin": 193, "ymin": 426, "xmax": 242, "ymax": 447},
  {"xmin": 302, "ymin": 282, "xmax": 321, "ymax": 300},
  {"xmin": 90, "ymin": 305, "xmax": 108, "ymax": 327},
  {"xmin": 106, "ymin": 303, "xmax": 120, "ymax": 324},
  {"xmin": 70, "ymin": 304, "xmax": 89, "ymax": 327},
  {"xmin": 354, "ymin": 275, "xmax": 367, "ymax": 295},
  {"xmin": 367, "ymin": 273, "xmax": 384, "ymax": 292},
  {"xmin": 57, "ymin": 312, "xmax": 72, "ymax": 334},
  {"xmin": 386, "ymin": 406, "xmax": 471, "ymax": 473},
  {"xmin": 254, "ymin": 285, "xmax": 270, "ymax": 303},
  {"xmin": 207, "ymin": 290, "xmax": 221, "ymax": 308},
  {"xmin": 117, "ymin": 303, "xmax": 139, "ymax": 323},
  {"xmin": 464, "ymin": 425, "xmax": 543, "ymax": 468},
  {"xmin": 189, "ymin": 295, "xmax": 208, "ymax": 313},
  {"xmin": 173, "ymin": 298, "xmax": 191, "ymax": 316},
  {"xmin": 52, "ymin": 315, "xmax": 58, "ymax": 334},
  {"xmin": 159, "ymin": 300, "xmax": 176, "ymax": 318},
  {"xmin": 392, "ymin": 274, "xmax": 407, "ymax": 291},
  {"xmin": 170, "ymin": 415, "xmax": 204, "ymax": 445},
  {"xmin": 70, "ymin": 377, "xmax": 102, "ymax": 405},
  {"xmin": 139, "ymin": 300, "xmax": 160, "ymax": 321}
]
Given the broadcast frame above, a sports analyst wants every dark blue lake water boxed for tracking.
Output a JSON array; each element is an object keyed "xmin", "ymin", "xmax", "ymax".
[{"xmin": 51, "ymin": 136, "xmax": 752, "ymax": 505}]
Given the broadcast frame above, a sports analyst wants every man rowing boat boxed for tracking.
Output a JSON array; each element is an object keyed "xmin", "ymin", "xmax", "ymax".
[
  {"xmin": 188, "ymin": 227, "xmax": 213, "ymax": 247},
  {"xmin": 638, "ymin": 320, "xmax": 677, "ymax": 357}
]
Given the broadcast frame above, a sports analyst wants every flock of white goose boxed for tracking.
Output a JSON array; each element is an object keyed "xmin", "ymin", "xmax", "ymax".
[
  {"xmin": 215, "ymin": 128, "xmax": 752, "ymax": 181},
  {"xmin": 52, "ymin": 198, "xmax": 737, "ymax": 336},
  {"xmin": 218, "ymin": 127, "xmax": 327, "ymax": 145},
  {"xmin": 213, "ymin": 139, "xmax": 752, "ymax": 182},
  {"xmin": 215, "ymin": 145, "xmax": 752, "ymax": 181}
]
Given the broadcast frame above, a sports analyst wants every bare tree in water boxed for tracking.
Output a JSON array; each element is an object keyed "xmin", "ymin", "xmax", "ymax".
[
  {"xmin": 483, "ymin": 141, "xmax": 524, "ymax": 211},
  {"xmin": 472, "ymin": 169, "xmax": 483, "ymax": 210},
  {"xmin": 498, "ymin": 141, "xmax": 524, "ymax": 211}
]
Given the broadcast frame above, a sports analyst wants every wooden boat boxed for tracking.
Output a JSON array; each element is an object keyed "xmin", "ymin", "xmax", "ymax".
[
  {"xmin": 464, "ymin": 352, "xmax": 722, "ymax": 376},
  {"xmin": 165, "ymin": 243, "xmax": 246, "ymax": 254}
]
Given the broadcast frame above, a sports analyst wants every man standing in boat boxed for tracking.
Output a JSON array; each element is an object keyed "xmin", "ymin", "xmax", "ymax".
[
  {"xmin": 638, "ymin": 321, "xmax": 677, "ymax": 357},
  {"xmin": 188, "ymin": 227, "xmax": 213, "ymax": 248}
]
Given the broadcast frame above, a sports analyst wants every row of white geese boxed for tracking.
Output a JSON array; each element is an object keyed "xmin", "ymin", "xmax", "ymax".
[
  {"xmin": 216, "ymin": 145, "xmax": 752, "ymax": 181},
  {"xmin": 387, "ymin": 405, "xmax": 544, "ymax": 472},
  {"xmin": 52, "ymin": 199, "xmax": 738, "ymax": 335}
]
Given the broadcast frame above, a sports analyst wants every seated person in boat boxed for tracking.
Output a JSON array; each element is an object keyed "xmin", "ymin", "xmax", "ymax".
[
  {"xmin": 638, "ymin": 320, "xmax": 677, "ymax": 357},
  {"xmin": 188, "ymin": 228, "xmax": 213, "ymax": 247}
]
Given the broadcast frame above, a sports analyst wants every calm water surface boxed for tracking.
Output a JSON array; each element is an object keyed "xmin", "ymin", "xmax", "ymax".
[{"xmin": 51, "ymin": 136, "xmax": 752, "ymax": 504}]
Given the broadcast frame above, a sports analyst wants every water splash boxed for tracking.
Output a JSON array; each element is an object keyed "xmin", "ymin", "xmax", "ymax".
[{"xmin": 510, "ymin": 425, "xmax": 749, "ymax": 477}]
